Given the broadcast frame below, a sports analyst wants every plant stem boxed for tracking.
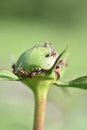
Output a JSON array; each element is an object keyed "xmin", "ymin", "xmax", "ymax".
[{"xmin": 33, "ymin": 87, "xmax": 48, "ymax": 130}]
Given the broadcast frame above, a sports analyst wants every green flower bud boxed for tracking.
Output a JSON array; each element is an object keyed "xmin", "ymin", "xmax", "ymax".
[
  {"xmin": 17, "ymin": 45, "xmax": 58, "ymax": 72},
  {"xmin": 12, "ymin": 42, "xmax": 67, "ymax": 90}
]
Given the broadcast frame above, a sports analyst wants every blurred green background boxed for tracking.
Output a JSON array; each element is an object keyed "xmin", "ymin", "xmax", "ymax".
[{"xmin": 0, "ymin": 0, "xmax": 87, "ymax": 130}]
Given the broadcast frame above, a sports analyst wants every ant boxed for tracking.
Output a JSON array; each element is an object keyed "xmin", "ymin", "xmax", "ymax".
[
  {"xmin": 45, "ymin": 50, "xmax": 57, "ymax": 58},
  {"xmin": 12, "ymin": 63, "xmax": 44, "ymax": 78},
  {"xmin": 12, "ymin": 63, "xmax": 29, "ymax": 77},
  {"xmin": 54, "ymin": 59, "xmax": 67, "ymax": 79},
  {"xmin": 44, "ymin": 41, "xmax": 51, "ymax": 48}
]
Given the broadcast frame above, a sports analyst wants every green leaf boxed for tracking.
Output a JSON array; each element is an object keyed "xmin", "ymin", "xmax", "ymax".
[
  {"xmin": 0, "ymin": 70, "xmax": 19, "ymax": 81},
  {"xmin": 54, "ymin": 76, "xmax": 87, "ymax": 89}
]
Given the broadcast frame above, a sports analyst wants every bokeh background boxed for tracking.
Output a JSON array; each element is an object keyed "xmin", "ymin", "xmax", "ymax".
[{"xmin": 0, "ymin": 0, "xmax": 87, "ymax": 130}]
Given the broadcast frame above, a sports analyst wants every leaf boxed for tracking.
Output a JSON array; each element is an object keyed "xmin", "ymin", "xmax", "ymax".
[
  {"xmin": 0, "ymin": 70, "xmax": 19, "ymax": 81},
  {"xmin": 54, "ymin": 76, "xmax": 87, "ymax": 89}
]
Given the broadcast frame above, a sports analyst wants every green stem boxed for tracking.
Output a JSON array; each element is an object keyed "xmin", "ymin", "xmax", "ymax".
[
  {"xmin": 33, "ymin": 87, "xmax": 48, "ymax": 130},
  {"xmin": 54, "ymin": 81, "xmax": 69, "ymax": 87}
]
